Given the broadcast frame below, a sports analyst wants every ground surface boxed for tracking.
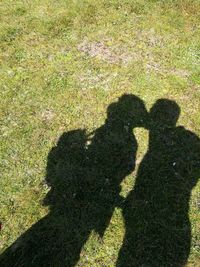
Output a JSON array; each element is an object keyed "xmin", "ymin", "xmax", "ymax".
[{"xmin": 0, "ymin": 0, "xmax": 200, "ymax": 266}]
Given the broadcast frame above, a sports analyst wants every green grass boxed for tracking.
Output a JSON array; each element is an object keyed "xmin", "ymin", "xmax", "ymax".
[{"xmin": 0, "ymin": 0, "xmax": 200, "ymax": 266}]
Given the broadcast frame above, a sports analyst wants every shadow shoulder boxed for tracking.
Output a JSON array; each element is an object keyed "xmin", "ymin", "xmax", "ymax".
[{"xmin": 176, "ymin": 126, "xmax": 200, "ymax": 143}]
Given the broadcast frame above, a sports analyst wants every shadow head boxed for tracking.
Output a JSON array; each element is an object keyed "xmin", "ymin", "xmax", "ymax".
[
  {"xmin": 149, "ymin": 99, "xmax": 180, "ymax": 128},
  {"xmin": 106, "ymin": 94, "xmax": 148, "ymax": 128},
  {"xmin": 56, "ymin": 129, "xmax": 87, "ymax": 152}
]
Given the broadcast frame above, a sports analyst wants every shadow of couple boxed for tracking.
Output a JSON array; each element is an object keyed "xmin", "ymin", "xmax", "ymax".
[{"xmin": 1, "ymin": 94, "xmax": 200, "ymax": 267}]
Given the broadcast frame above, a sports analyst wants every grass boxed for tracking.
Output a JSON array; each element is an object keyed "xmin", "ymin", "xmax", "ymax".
[{"xmin": 0, "ymin": 0, "xmax": 200, "ymax": 266}]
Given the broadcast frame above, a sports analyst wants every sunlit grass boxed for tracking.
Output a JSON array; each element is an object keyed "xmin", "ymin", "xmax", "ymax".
[{"xmin": 0, "ymin": 0, "xmax": 200, "ymax": 266}]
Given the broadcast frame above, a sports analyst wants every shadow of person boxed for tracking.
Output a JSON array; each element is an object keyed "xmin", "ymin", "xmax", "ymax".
[
  {"xmin": 0, "ymin": 94, "xmax": 147, "ymax": 267},
  {"xmin": 0, "ymin": 129, "xmax": 88, "ymax": 267},
  {"xmin": 116, "ymin": 99, "xmax": 200, "ymax": 267}
]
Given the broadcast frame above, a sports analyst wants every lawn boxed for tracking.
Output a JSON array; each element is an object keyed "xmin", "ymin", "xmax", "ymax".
[{"xmin": 0, "ymin": 0, "xmax": 200, "ymax": 266}]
